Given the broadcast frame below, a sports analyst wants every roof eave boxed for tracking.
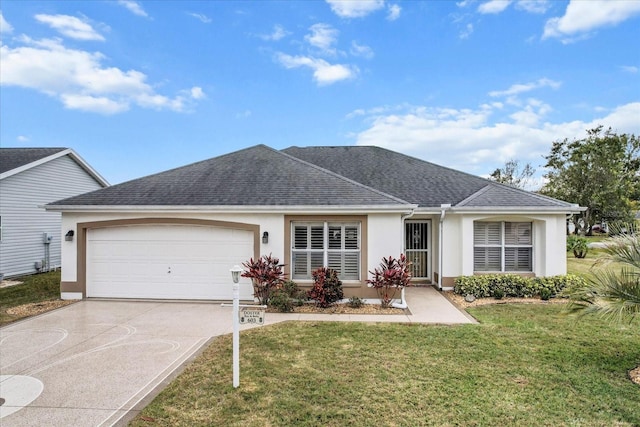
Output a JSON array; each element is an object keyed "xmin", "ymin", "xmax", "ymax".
[
  {"xmin": 45, "ymin": 204, "xmax": 418, "ymax": 214},
  {"xmin": 448, "ymin": 205, "xmax": 586, "ymax": 214}
]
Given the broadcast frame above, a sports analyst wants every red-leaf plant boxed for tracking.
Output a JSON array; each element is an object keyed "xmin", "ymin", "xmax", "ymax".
[
  {"xmin": 367, "ymin": 254, "xmax": 412, "ymax": 308},
  {"xmin": 241, "ymin": 254, "xmax": 284, "ymax": 305},
  {"xmin": 307, "ymin": 267, "xmax": 344, "ymax": 308}
]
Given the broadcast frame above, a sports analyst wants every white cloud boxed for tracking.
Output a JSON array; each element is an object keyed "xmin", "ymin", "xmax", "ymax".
[
  {"xmin": 387, "ymin": 4, "xmax": 401, "ymax": 21},
  {"xmin": 489, "ymin": 78, "xmax": 561, "ymax": 97},
  {"xmin": 543, "ymin": 0, "xmax": 640, "ymax": 41},
  {"xmin": 478, "ymin": 0, "xmax": 512, "ymax": 14},
  {"xmin": 350, "ymin": 41, "xmax": 374, "ymax": 59},
  {"xmin": 305, "ymin": 23, "xmax": 339, "ymax": 55},
  {"xmin": 35, "ymin": 14, "xmax": 104, "ymax": 41},
  {"xmin": 117, "ymin": 0, "xmax": 148, "ymax": 17},
  {"xmin": 326, "ymin": 0, "xmax": 385, "ymax": 18},
  {"xmin": 1, "ymin": 10, "xmax": 13, "ymax": 33},
  {"xmin": 236, "ymin": 110, "xmax": 252, "ymax": 119},
  {"xmin": 187, "ymin": 12, "xmax": 211, "ymax": 24},
  {"xmin": 350, "ymin": 100, "xmax": 640, "ymax": 181},
  {"xmin": 0, "ymin": 37, "xmax": 202, "ymax": 114},
  {"xmin": 459, "ymin": 23, "xmax": 474, "ymax": 39},
  {"xmin": 620, "ymin": 65, "xmax": 639, "ymax": 74},
  {"xmin": 515, "ymin": 0, "xmax": 550, "ymax": 14},
  {"xmin": 17, "ymin": 135, "xmax": 29, "ymax": 142},
  {"xmin": 276, "ymin": 53, "xmax": 358, "ymax": 85},
  {"xmin": 260, "ymin": 24, "xmax": 289, "ymax": 41}
]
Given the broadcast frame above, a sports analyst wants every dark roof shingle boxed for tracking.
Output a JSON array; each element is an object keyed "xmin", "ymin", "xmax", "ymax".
[
  {"xmin": 283, "ymin": 145, "xmax": 573, "ymax": 209},
  {"xmin": 49, "ymin": 145, "xmax": 410, "ymax": 207},
  {"xmin": 0, "ymin": 148, "xmax": 67, "ymax": 175}
]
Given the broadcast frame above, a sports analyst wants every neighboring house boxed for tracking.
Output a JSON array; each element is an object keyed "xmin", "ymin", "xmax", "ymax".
[
  {"xmin": 0, "ymin": 148, "xmax": 109, "ymax": 278},
  {"xmin": 46, "ymin": 145, "xmax": 582, "ymax": 301}
]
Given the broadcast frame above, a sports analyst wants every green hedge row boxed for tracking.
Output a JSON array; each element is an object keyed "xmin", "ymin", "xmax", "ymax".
[{"xmin": 453, "ymin": 274, "xmax": 586, "ymax": 299}]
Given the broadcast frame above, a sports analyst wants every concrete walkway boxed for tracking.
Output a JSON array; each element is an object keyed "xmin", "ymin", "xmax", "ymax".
[{"xmin": 0, "ymin": 287, "xmax": 472, "ymax": 426}]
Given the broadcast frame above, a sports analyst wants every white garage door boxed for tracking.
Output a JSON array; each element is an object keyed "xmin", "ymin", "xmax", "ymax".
[{"xmin": 86, "ymin": 224, "xmax": 254, "ymax": 300}]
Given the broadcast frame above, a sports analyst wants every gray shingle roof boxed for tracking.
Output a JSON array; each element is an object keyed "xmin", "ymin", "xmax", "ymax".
[
  {"xmin": 49, "ymin": 145, "xmax": 411, "ymax": 207},
  {"xmin": 456, "ymin": 184, "xmax": 574, "ymax": 208},
  {"xmin": 283, "ymin": 145, "xmax": 573, "ymax": 209},
  {"xmin": 0, "ymin": 148, "xmax": 67, "ymax": 175}
]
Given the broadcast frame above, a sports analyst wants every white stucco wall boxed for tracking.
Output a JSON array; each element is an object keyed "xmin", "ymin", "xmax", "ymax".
[
  {"xmin": 60, "ymin": 211, "xmax": 408, "ymax": 285},
  {"xmin": 61, "ymin": 211, "xmax": 285, "ymax": 283},
  {"xmin": 441, "ymin": 212, "xmax": 568, "ymax": 280},
  {"xmin": 367, "ymin": 213, "xmax": 404, "ymax": 275}
]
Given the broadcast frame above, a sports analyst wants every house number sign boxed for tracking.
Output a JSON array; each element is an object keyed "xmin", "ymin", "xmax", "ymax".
[{"xmin": 239, "ymin": 307, "xmax": 265, "ymax": 325}]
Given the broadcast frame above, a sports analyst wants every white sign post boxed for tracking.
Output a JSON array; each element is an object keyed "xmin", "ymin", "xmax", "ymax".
[
  {"xmin": 224, "ymin": 265, "xmax": 266, "ymax": 389},
  {"xmin": 232, "ymin": 279, "xmax": 240, "ymax": 388}
]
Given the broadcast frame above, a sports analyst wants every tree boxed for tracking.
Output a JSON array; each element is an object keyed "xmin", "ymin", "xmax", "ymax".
[
  {"xmin": 539, "ymin": 126, "xmax": 640, "ymax": 235},
  {"xmin": 489, "ymin": 159, "xmax": 536, "ymax": 190},
  {"xmin": 566, "ymin": 228, "xmax": 640, "ymax": 322}
]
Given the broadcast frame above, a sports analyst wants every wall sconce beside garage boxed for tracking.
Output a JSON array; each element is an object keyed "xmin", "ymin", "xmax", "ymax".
[
  {"xmin": 262, "ymin": 231, "xmax": 269, "ymax": 244},
  {"xmin": 65, "ymin": 230, "xmax": 74, "ymax": 241}
]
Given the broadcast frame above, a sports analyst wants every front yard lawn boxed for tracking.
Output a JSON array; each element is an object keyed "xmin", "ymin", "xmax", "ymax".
[
  {"xmin": 131, "ymin": 304, "xmax": 640, "ymax": 426},
  {"xmin": 0, "ymin": 271, "xmax": 68, "ymax": 326}
]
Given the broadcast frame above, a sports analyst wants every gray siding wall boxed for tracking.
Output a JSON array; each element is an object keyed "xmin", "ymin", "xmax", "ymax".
[{"xmin": 0, "ymin": 155, "xmax": 105, "ymax": 278}]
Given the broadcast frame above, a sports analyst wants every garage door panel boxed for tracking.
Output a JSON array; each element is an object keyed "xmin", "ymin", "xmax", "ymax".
[{"xmin": 87, "ymin": 224, "xmax": 254, "ymax": 300}]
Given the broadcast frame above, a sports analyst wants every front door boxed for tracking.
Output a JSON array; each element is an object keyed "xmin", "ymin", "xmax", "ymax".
[{"xmin": 405, "ymin": 220, "xmax": 431, "ymax": 280}]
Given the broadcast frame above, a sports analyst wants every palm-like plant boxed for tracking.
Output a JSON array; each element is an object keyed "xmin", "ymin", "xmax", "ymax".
[{"xmin": 566, "ymin": 229, "xmax": 640, "ymax": 322}]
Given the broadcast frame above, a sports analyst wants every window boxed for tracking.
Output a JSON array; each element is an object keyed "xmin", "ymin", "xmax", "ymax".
[
  {"xmin": 292, "ymin": 222, "xmax": 360, "ymax": 280},
  {"xmin": 474, "ymin": 222, "xmax": 532, "ymax": 272}
]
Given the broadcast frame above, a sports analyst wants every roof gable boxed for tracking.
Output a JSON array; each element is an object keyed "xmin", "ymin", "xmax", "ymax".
[
  {"xmin": 456, "ymin": 183, "xmax": 574, "ymax": 209},
  {"xmin": 49, "ymin": 145, "xmax": 411, "ymax": 208},
  {"xmin": 0, "ymin": 147, "xmax": 109, "ymax": 187},
  {"xmin": 0, "ymin": 148, "xmax": 67, "ymax": 175}
]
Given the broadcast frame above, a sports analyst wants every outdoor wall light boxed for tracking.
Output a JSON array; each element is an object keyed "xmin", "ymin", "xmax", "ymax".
[
  {"xmin": 65, "ymin": 230, "xmax": 75, "ymax": 241},
  {"xmin": 262, "ymin": 231, "xmax": 269, "ymax": 244},
  {"xmin": 230, "ymin": 265, "xmax": 243, "ymax": 284}
]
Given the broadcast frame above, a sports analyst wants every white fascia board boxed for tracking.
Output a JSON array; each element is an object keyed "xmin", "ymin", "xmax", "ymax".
[
  {"xmin": 44, "ymin": 204, "xmax": 418, "ymax": 214},
  {"xmin": 448, "ymin": 206, "xmax": 586, "ymax": 215},
  {"xmin": 0, "ymin": 148, "xmax": 110, "ymax": 187},
  {"xmin": 66, "ymin": 149, "xmax": 110, "ymax": 187}
]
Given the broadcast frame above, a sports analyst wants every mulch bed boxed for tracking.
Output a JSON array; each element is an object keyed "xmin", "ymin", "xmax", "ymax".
[
  {"xmin": 5, "ymin": 300, "xmax": 76, "ymax": 317},
  {"xmin": 267, "ymin": 303, "xmax": 406, "ymax": 315},
  {"xmin": 444, "ymin": 292, "xmax": 568, "ymax": 309}
]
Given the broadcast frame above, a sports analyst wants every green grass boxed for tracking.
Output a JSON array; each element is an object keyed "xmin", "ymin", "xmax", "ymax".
[
  {"xmin": 131, "ymin": 305, "xmax": 640, "ymax": 427},
  {"xmin": 0, "ymin": 271, "xmax": 62, "ymax": 325}
]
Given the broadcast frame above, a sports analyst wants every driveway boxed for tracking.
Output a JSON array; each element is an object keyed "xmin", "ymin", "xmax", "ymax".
[
  {"xmin": 0, "ymin": 288, "xmax": 470, "ymax": 426},
  {"xmin": 0, "ymin": 301, "xmax": 240, "ymax": 426}
]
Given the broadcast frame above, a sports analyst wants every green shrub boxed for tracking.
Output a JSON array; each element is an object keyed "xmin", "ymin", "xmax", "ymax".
[
  {"xmin": 567, "ymin": 235, "xmax": 589, "ymax": 258},
  {"xmin": 454, "ymin": 274, "xmax": 586, "ymax": 299},
  {"xmin": 268, "ymin": 289, "xmax": 294, "ymax": 313},
  {"xmin": 308, "ymin": 267, "xmax": 344, "ymax": 308},
  {"xmin": 348, "ymin": 296, "xmax": 364, "ymax": 308},
  {"xmin": 281, "ymin": 280, "xmax": 307, "ymax": 305},
  {"xmin": 539, "ymin": 288, "xmax": 552, "ymax": 301}
]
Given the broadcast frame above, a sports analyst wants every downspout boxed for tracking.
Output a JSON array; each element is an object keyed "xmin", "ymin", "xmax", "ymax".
[
  {"xmin": 438, "ymin": 204, "xmax": 452, "ymax": 291},
  {"xmin": 391, "ymin": 209, "xmax": 416, "ymax": 309}
]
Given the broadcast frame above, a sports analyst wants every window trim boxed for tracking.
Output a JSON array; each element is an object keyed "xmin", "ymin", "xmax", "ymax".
[
  {"xmin": 473, "ymin": 221, "xmax": 533, "ymax": 273},
  {"xmin": 284, "ymin": 215, "xmax": 367, "ymax": 285}
]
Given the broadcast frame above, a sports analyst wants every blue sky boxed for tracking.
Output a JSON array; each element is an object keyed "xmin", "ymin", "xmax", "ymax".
[{"xmin": 1, "ymin": 0, "xmax": 639, "ymax": 189}]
